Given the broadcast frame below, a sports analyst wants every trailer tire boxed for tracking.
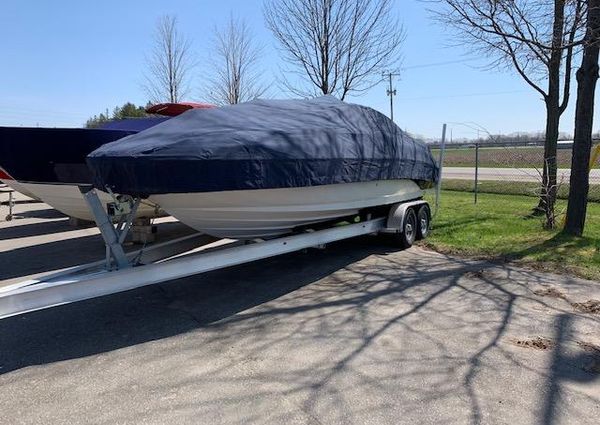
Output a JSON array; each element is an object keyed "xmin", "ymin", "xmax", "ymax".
[
  {"xmin": 416, "ymin": 204, "xmax": 430, "ymax": 240},
  {"xmin": 397, "ymin": 207, "xmax": 417, "ymax": 249}
]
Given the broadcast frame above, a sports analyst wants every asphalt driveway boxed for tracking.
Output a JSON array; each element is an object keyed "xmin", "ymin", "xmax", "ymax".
[{"xmin": 0, "ymin": 201, "xmax": 599, "ymax": 424}]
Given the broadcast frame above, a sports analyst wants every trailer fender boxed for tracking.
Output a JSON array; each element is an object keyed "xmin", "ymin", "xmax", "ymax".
[{"xmin": 383, "ymin": 200, "xmax": 429, "ymax": 233}]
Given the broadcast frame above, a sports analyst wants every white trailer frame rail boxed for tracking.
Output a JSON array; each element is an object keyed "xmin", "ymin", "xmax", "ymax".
[{"xmin": 0, "ymin": 189, "xmax": 427, "ymax": 319}]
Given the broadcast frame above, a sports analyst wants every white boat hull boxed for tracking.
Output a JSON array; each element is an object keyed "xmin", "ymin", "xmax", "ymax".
[
  {"xmin": 150, "ymin": 180, "xmax": 423, "ymax": 239},
  {"xmin": 13, "ymin": 182, "xmax": 161, "ymax": 221},
  {"xmin": 0, "ymin": 179, "xmax": 41, "ymax": 201}
]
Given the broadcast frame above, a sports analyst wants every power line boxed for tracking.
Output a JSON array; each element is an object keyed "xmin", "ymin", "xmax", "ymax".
[
  {"xmin": 402, "ymin": 58, "xmax": 476, "ymax": 70},
  {"xmin": 380, "ymin": 58, "xmax": 477, "ymax": 119},
  {"xmin": 399, "ymin": 89, "xmax": 528, "ymax": 101}
]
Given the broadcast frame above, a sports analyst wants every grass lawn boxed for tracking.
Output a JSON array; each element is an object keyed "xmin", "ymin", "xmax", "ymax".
[{"xmin": 422, "ymin": 191, "xmax": 600, "ymax": 280}]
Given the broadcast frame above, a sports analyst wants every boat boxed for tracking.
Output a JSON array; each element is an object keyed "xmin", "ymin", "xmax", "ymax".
[
  {"xmin": 0, "ymin": 120, "xmax": 167, "ymax": 220},
  {"xmin": 0, "ymin": 167, "xmax": 41, "ymax": 200},
  {"xmin": 87, "ymin": 96, "xmax": 439, "ymax": 239},
  {"xmin": 0, "ymin": 103, "xmax": 216, "ymax": 221}
]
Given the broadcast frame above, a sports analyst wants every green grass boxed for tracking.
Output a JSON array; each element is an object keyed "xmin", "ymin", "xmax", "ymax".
[
  {"xmin": 441, "ymin": 179, "xmax": 600, "ymax": 203},
  {"xmin": 422, "ymin": 191, "xmax": 600, "ymax": 280}
]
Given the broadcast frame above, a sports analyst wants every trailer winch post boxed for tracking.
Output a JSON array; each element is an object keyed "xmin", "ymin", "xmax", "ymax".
[{"xmin": 80, "ymin": 187, "xmax": 131, "ymax": 269}]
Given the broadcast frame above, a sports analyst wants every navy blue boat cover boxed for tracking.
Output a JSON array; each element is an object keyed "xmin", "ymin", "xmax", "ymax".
[{"xmin": 87, "ymin": 97, "xmax": 439, "ymax": 196}]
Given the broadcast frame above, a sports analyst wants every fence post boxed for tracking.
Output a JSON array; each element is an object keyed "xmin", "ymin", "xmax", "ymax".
[
  {"xmin": 474, "ymin": 142, "xmax": 479, "ymax": 204},
  {"xmin": 434, "ymin": 123, "xmax": 447, "ymax": 217}
]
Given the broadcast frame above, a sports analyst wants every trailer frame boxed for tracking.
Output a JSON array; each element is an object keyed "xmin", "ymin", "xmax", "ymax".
[{"xmin": 0, "ymin": 189, "xmax": 429, "ymax": 319}]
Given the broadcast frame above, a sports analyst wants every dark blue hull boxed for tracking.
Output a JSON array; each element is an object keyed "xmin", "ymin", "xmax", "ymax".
[{"xmin": 0, "ymin": 119, "xmax": 167, "ymax": 185}]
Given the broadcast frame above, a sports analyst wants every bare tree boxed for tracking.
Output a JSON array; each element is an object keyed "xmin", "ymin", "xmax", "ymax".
[
  {"xmin": 144, "ymin": 15, "xmax": 194, "ymax": 104},
  {"xmin": 565, "ymin": 0, "xmax": 600, "ymax": 236},
  {"xmin": 428, "ymin": 0, "xmax": 585, "ymax": 229},
  {"xmin": 204, "ymin": 16, "xmax": 267, "ymax": 105},
  {"xmin": 263, "ymin": 0, "xmax": 404, "ymax": 100}
]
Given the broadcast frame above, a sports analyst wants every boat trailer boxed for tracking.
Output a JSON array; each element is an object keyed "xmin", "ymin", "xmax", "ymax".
[{"xmin": 0, "ymin": 188, "xmax": 429, "ymax": 319}]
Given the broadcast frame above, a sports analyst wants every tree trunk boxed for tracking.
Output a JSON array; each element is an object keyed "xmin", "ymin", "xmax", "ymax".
[
  {"xmin": 540, "ymin": 98, "xmax": 560, "ymax": 229},
  {"xmin": 535, "ymin": 0, "xmax": 565, "ymax": 229},
  {"xmin": 565, "ymin": 0, "xmax": 600, "ymax": 236}
]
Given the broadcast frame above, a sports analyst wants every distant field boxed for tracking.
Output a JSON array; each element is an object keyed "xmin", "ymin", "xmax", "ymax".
[
  {"xmin": 431, "ymin": 145, "xmax": 600, "ymax": 169},
  {"xmin": 441, "ymin": 178, "xmax": 600, "ymax": 203}
]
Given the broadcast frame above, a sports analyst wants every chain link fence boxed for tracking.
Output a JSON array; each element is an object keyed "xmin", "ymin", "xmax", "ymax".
[{"xmin": 431, "ymin": 141, "xmax": 600, "ymax": 204}]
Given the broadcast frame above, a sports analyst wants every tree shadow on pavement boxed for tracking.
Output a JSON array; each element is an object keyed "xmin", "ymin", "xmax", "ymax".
[
  {"xmin": 0, "ymin": 238, "xmax": 391, "ymax": 374},
  {"xmin": 11, "ymin": 206, "xmax": 67, "ymax": 220},
  {"xmin": 0, "ymin": 217, "xmax": 72, "ymax": 241},
  {"xmin": 0, "ymin": 238, "xmax": 598, "ymax": 424},
  {"xmin": 0, "ymin": 221, "xmax": 194, "ymax": 281},
  {"xmin": 541, "ymin": 314, "xmax": 600, "ymax": 425}
]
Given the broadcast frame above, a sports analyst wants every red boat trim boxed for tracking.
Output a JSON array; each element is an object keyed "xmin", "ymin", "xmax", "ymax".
[
  {"xmin": 0, "ymin": 168, "xmax": 13, "ymax": 180},
  {"xmin": 146, "ymin": 102, "xmax": 216, "ymax": 117}
]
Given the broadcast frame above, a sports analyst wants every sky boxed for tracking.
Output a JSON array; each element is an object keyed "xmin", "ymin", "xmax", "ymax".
[{"xmin": 0, "ymin": 0, "xmax": 596, "ymax": 139}]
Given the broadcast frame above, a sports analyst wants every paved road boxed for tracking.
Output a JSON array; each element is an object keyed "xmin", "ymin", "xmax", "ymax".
[
  {"xmin": 0, "ymin": 202, "xmax": 599, "ymax": 424},
  {"xmin": 443, "ymin": 167, "xmax": 600, "ymax": 182}
]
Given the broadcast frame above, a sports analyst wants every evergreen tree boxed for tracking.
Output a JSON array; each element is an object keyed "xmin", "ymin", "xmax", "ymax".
[{"xmin": 85, "ymin": 102, "xmax": 149, "ymax": 128}]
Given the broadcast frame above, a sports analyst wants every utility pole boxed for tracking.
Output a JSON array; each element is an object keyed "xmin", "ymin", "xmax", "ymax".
[{"xmin": 382, "ymin": 72, "xmax": 400, "ymax": 122}]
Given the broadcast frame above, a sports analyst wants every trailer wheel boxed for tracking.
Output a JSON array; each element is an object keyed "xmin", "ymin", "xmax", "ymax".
[
  {"xmin": 397, "ymin": 207, "xmax": 417, "ymax": 248},
  {"xmin": 416, "ymin": 204, "xmax": 430, "ymax": 240}
]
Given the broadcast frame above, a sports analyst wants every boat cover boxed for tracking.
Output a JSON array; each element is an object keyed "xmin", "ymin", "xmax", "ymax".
[{"xmin": 87, "ymin": 96, "xmax": 439, "ymax": 196}]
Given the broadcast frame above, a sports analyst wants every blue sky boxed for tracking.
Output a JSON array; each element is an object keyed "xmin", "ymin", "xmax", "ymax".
[{"xmin": 0, "ymin": 0, "xmax": 595, "ymax": 139}]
